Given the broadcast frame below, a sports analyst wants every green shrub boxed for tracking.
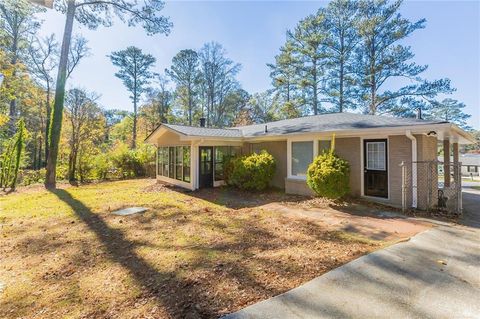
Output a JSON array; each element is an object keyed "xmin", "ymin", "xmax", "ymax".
[
  {"xmin": 306, "ymin": 151, "xmax": 350, "ymax": 199},
  {"xmin": 227, "ymin": 150, "xmax": 276, "ymax": 191},
  {"xmin": 108, "ymin": 143, "xmax": 154, "ymax": 179},
  {"xmin": 110, "ymin": 144, "xmax": 144, "ymax": 178},
  {"xmin": 91, "ymin": 153, "xmax": 113, "ymax": 180},
  {"xmin": 19, "ymin": 168, "xmax": 46, "ymax": 186}
]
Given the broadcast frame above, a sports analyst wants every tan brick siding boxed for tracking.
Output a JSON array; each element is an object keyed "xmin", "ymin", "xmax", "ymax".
[
  {"xmin": 388, "ymin": 135, "xmax": 412, "ymax": 207},
  {"xmin": 335, "ymin": 137, "xmax": 361, "ymax": 197},
  {"xmin": 285, "ymin": 178, "xmax": 314, "ymax": 196}
]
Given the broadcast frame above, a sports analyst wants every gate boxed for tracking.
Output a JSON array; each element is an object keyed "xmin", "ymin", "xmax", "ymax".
[{"xmin": 401, "ymin": 161, "xmax": 462, "ymax": 216}]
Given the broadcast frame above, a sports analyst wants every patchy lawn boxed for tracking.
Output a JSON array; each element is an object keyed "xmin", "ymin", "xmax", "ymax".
[{"xmin": 0, "ymin": 179, "xmax": 425, "ymax": 318}]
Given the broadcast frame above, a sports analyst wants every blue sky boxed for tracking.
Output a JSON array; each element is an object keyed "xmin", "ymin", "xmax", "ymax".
[{"xmin": 37, "ymin": 1, "xmax": 479, "ymax": 129}]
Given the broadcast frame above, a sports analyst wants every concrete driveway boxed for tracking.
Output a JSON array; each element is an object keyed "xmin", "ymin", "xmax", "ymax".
[{"xmin": 224, "ymin": 190, "xmax": 480, "ymax": 319}]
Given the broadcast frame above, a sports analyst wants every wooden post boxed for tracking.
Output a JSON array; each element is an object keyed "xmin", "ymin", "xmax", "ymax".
[{"xmin": 443, "ymin": 139, "xmax": 450, "ymax": 187}]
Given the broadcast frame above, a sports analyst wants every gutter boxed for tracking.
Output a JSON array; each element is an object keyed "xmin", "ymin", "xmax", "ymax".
[{"xmin": 406, "ymin": 130, "xmax": 417, "ymax": 208}]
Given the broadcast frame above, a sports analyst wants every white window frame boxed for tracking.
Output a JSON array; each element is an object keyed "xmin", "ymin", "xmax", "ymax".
[
  {"xmin": 287, "ymin": 136, "xmax": 334, "ymax": 180},
  {"xmin": 365, "ymin": 141, "xmax": 387, "ymax": 171}
]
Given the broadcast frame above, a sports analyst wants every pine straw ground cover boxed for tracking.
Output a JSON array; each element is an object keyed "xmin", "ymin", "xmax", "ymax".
[{"xmin": 1, "ymin": 179, "xmax": 387, "ymax": 319}]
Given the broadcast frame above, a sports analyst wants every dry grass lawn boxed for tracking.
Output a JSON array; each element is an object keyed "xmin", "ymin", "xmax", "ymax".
[{"xmin": 1, "ymin": 179, "xmax": 391, "ymax": 319}]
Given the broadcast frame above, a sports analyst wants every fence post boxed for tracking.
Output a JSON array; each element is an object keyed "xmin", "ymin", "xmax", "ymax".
[
  {"xmin": 401, "ymin": 161, "xmax": 406, "ymax": 213},
  {"xmin": 457, "ymin": 162, "xmax": 463, "ymax": 214}
]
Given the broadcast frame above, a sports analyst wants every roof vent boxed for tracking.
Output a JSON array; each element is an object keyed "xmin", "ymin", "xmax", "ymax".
[
  {"xmin": 264, "ymin": 125, "xmax": 268, "ymax": 133},
  {"xmin": 416, "ymin": 107, "xmax": 422, "ymax": 120},
  {"xmin": 200, "ymin": 117, "xmax": 206, "ymax": 127}
]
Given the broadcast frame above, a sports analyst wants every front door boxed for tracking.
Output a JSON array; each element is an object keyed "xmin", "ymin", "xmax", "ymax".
[
  {"xmin": 199, "ymin": 147, "xmax": 214, "ymax": 188},
  {"xmin": 364, "ymin": 139, "xmax": 388, "ymax": 198}
]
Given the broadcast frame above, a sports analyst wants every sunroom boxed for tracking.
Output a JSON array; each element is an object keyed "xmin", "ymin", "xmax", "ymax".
[{"xmin": 145, "ymin": 122, "xmax": 244, "ymax": 190}]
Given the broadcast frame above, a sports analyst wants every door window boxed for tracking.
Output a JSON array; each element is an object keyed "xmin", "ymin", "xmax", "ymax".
[{"xmin": 366, "ymin": 142, "xmax": 386, "ymax": 171}]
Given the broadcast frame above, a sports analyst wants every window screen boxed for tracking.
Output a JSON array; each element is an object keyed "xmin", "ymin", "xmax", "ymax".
[
  {"xmin": 183, "ymin": 146, "xmax": 191, "ymax": 182},
  {"xmin": 292, "ymin": 141, "xmax": 313, "ymax": 176},
  {"xmin": 318, "ymin": 140, "xmax": 331, "ymax": 154},
  {"xmin": 366, "ymin": 142, "xmax": 386, "ymax": 170}
]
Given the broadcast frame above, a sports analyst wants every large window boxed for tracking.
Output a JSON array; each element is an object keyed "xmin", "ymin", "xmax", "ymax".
[
  {"xmin": 157, "ymin": 146, "xmax": 191, "ymax": 182},
  {"xmin": 169, "ymin": 147, "xmax": 175, "ymax": 178},
  {"xmin": 214, "ymin": 146, "xmax": 241, "ymax": 181},
  {"xmin": 175, "ymin": 146, "xmax": 183, "ymax": 181},
  {"xmin": 291, "ymin": 141, "xmax": 313, "ymax": 176},
  {"xmin": 318, "ymin": 140, "xmax": 331, "ymax": 154},
  {"xmin": 183, "ymin": 146, "xmax": 191, "ymax": 182}
]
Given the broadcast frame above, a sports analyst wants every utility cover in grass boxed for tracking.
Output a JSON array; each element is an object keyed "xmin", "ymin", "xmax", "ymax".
[{"xmin": 112, "ymin": 207, "xmax": 148, "ymax": 216}]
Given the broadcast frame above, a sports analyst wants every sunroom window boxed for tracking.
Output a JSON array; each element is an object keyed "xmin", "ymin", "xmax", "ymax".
[
  {"xmin": 291, "ymin": 141, "xmax": 313, "ymax": 176},
  {"xmin": 183, "ymin": 146, "xmax": 191, "ymax": 182},
  {"xmin": 175, "ymin": 146, "xmax": 183, "ymax": 181},
  {"xmin": 157, "ymin": 146, "xmax": 191, "ymax": 182}
]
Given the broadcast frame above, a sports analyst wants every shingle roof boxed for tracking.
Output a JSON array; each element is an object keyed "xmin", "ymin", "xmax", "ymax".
[
  {"xmin": 236, "ymin": 112, "xmax": 447, "ymax": 137},
  {"xmin": 151, "ymin": 113, "xmax": 448, "ymax": 140},
  {"xmin": 163, "ymin": 123, "xmax": 243, "ymax": 138}
]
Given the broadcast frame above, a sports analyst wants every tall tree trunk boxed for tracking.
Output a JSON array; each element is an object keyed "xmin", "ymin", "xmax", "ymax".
[
  {"xmin": 131, "ymin": 65, "xmax": 137, "ymax": 149},
  {"xmin": 38, "ymin": 136, "xmax": 42, "ymax": 169},
  {"xmin": 68, "ymin": 147, "xmax": 77, "ymax": 182},
  {"xmin": 44, "ymin": 86, "xmax": 51, "ymax": 167},
  {"xmin": 33, "ymin": 136, "xmax": 38, "ymax": 170},
  {"xmin": 188, "ymin": 85, "xmax": 192, "ymax": 126},
  {"xmin": 369, "ymin": 40, "xmax": 376, "ymax": 115},
  {"xmin": 8, "ymin": 33, "xmax": 19, "ymax": 135},
  {"xmin": 132, "ymin": 94, "xmax": 137, "ymax": 149},
  {"xmin": 339, "ymin": 35, "xmax": 345, "ymax": 113},
  {"xmin": 45, "ymin": 0, "xmax": 76, "ymax": 189},
  {"xmin": 312, "ymin": 59, "xmax": 318, "ymax": 115}
]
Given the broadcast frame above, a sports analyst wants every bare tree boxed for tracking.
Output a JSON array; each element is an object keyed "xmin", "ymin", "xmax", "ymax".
[
  {"xmin": 198, "ymin": 42, "xmax": 241, "ymax": 127},
  {"xmin": 27, "ymin": 34, "xmax": 89, "ymax": 166},
  {"xmin": 64, "ymin": 88, "xmax": 101, "ymax": 182},
  {"xmin": 45, "ymin": 0, "xmax": 172, "ymax": 188}
]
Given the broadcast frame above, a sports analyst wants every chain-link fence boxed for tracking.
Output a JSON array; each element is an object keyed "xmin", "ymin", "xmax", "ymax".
[{"xmin": 401, "ymin": 161, "xmax": 462, "ymax": 216}]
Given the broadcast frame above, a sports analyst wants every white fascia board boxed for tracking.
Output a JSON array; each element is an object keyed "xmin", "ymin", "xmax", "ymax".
[{"xmin": 149, "ymin": 122, "xmax": 473, "ymax": 145}]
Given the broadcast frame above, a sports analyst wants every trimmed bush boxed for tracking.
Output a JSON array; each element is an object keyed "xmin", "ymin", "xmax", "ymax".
[
  {"xmin": 306, "ymin": 151, "xmax": 350, "ymax": 199},
  {"xmin": 227, "ymin": 151, "xmax": 276, "ymax": 191}
]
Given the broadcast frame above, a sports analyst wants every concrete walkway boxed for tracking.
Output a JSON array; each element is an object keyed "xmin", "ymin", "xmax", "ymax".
[{"xmin": 224, "ymin": 191, "xmax": 480, "ymax": 319}]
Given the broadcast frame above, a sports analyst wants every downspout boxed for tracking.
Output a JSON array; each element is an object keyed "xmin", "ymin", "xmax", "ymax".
[{"xmin": 406, "ymin": 130, "xmax": 417, "ymax": 208}]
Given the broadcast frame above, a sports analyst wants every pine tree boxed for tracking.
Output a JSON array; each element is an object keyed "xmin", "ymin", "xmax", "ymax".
[
  {"xmin": 354, "ymin": 0, "xmax": 452, "ymax": 115},
  {"xmin": 323, "ymin": 0, "xmax": 360, "ymax": 112},
  {"xmin": 109, "ymin": 46, "xmax": 156, "ymax": 149},
  {"xmin": 287, "ymin": 11, "xmax": 329, "ymax": 115}
]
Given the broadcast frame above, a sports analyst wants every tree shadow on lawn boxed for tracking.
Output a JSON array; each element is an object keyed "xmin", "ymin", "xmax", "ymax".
[
  {"xmin": 47, "ymin": 189, "xmax": 334, "ymax": 318},
  {"xmin": 49, "ymin": 188, "xmax": 219, "ymax": 318},
  {"xmin": 45, "ymin": 188, "xmax": 371, "ymax": 318}
]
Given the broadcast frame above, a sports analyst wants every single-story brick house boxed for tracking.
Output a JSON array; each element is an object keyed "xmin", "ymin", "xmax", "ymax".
[{"xmin": 146, "ymin": 112, "xmax": 474, "ymax": 209}]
